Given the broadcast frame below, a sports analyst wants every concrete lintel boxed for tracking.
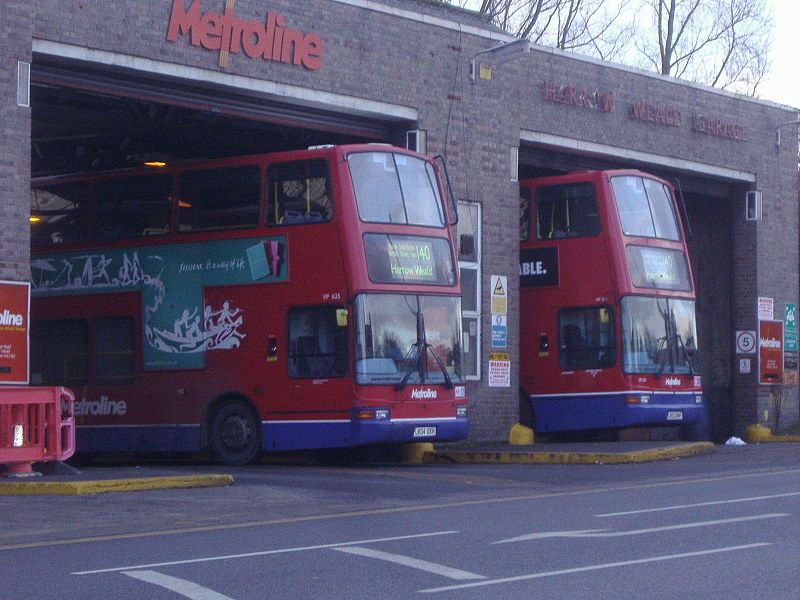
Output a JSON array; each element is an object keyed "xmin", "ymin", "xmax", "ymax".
[
  {"xmin": 32, "ymin": 40, "xmax": 417, "ymax": 123},
  {"xmin": 521, "ymin": 130, "xmax": 757, "ymax": 183}
]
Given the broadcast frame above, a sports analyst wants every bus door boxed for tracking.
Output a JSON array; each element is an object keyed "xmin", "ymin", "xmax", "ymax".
[{"xmin": 281, "ymin": 304, "xmax": 351, "ymax": 448}]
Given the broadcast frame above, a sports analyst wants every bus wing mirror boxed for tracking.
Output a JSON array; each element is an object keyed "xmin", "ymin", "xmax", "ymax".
[
  {"xmin": 433, "ymin": 155, "xmax": 458, "ymax": 226},
  {"xmin": 336, "ymin": 309, "xmax": 348, "ymax": 327},
  {"xmin": 459, "ymin": 234, "xmax": 475, "ymax": 258}
]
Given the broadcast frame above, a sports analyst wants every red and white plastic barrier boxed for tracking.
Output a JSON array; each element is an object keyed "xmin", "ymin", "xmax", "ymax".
[{"xmin": 0, "ymin": 386, "xmax": 75, "ymax": 477}]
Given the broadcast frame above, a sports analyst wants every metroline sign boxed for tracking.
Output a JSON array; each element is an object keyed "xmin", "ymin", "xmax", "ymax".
[{"xmin": 167, "ymin": 0, "xmax": 323, "ymax": 70}]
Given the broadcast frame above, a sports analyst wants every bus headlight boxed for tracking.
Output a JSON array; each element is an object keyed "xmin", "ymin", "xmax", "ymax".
[
  {"xmin": 695, "ymin": 395, "xmax": 703, "ymax": 404},
  {"xmin": 456, "ymin": 405, "xmax": 467, "ymax": 418},
  {"xmin": 625, "ymin": 395, "xmax": 648, "ymax": 405},
  {"xmin": 355, "ymin": 408, "xmax": 390, "ymax": 421}
]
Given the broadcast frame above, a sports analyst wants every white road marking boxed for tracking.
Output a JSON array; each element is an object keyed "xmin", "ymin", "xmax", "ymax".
[
  {"xmin": 494, "ymin": 513, "xmax": 789, "ymax": 543},
  {"xmin": 122, "ymin": 570, "xmax": 235, "ymax": 600},
  {"xmin": 72, "ymin": 530, "xmax": 458, "ymax": 575},
  {"xmin": 334, "ymin": 546, "xmax": 485, "ymax": 580},
  {"xmin": 597, "ymin": 491, "xmax": 800, "ymax": 517},
  {"xmin": 419, "ymin": 543, "xmax": 772, "ymax": 593}
]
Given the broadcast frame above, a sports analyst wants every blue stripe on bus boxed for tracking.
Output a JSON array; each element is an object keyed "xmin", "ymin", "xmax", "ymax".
[
  {"xmin": 77, "ymin": 425, "xmax": 203, "ymax": 453},
  {"xmin": 528, "ymin": 392, "xmax": 705, "ymax": 432},
  {"xmin": 76, "ymin": 418, "xmax": 469, "ymax": 454}
]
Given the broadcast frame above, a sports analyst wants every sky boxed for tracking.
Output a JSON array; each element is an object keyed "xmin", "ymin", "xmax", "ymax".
[{"xmin": 760, "ymin": 1, "xmax": 799, "ymax": 108}]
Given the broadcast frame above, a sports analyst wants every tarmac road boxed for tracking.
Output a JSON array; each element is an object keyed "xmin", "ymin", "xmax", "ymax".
[{"xmin": 2, "ymin": 443, "xmax": 799, "ymax": 599}]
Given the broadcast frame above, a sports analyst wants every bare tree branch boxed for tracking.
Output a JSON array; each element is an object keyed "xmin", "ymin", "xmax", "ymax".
[{"xmin": 447, "ymin": 0, "xmax": 772, "ymax": 95}]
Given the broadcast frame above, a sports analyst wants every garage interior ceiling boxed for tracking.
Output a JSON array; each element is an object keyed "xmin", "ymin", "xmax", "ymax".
[
  {"xmin": 519, "ymin": 145, "xmax": 739, "ymax": 200},
  {"xmin": 30, "ymin": 56, "xmax": 396, "ymax": 178}
]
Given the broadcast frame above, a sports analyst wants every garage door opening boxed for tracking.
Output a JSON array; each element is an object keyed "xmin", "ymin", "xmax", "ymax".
[
  {"xmin": 31, "ymin": 56, "xmax": 408, "ymax": 177},
  {"xmin": 518, "ymin": 140, "xmax": 741, "ymax": 441}
]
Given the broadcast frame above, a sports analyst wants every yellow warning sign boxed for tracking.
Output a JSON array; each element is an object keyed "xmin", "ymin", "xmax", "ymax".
[
  {"xmin": 490, "ymin": 275, "xmax": 507, "ymax": 315},
  {"xmin": 493, "ymin": 278, "xmax": 505, "ymax": 296}
]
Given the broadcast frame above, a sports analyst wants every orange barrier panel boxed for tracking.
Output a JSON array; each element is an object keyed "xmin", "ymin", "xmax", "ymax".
[{"xmin": 0, "ymin": 387, "xmax": 75, "ymax": 477}]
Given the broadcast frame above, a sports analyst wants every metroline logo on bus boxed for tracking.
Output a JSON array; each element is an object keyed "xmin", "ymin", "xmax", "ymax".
[{"xmin": 167, "ymin": 0, "xmax": 323, "ymax": 69}]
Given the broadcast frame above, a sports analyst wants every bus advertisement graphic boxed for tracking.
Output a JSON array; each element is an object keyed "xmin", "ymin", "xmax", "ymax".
[
  {"xmin": 519, "ymin": 247, "xmax": 558, "ymax": 287},
  {"xmin": 0, "ymin": 280, "xmax": 30, "ymax": 384},
  {"xmin": 31, "ymin": 237, "xmax": 287, "ymax": 370}
]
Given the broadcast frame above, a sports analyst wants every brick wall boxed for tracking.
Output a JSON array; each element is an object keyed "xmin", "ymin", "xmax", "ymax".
[{"xmin": 0, "ymin": 2, "xmax": 33, "ymax": 282}]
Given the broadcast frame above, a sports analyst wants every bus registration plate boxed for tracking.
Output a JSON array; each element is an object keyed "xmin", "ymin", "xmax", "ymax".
[
  {"xmin": 413, "ymin": 426, "xmax": 437, "ymax": 438},
  {"xmin": 667, "ymin": 411, "xmax": 683, "ymax": 421}
]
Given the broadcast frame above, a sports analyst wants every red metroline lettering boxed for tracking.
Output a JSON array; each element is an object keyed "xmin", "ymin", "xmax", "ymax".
[{"xmin": 167, "ymin": 0, "xmax": 323, "ymax": 70}]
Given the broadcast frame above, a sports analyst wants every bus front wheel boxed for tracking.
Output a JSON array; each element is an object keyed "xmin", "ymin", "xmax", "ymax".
[{"xmin": 209, "ymin": 399, "xmax": 262, "ymax": 465}]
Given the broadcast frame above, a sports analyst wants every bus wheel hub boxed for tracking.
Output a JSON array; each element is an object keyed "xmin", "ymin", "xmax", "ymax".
[{"xmin": 221, "ymin": 415, "xmax": 251, "ymax": 450}]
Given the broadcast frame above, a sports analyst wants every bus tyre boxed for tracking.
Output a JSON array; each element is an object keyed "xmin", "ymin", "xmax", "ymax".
[{"xmin": 209, "ymin": 400, "xmax": 261, "ymax": 466}]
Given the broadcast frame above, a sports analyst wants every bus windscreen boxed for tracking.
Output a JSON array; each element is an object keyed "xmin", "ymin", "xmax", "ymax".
[
  {"xmin": 621, "ymin": 296, "xmax": 699, "ymax": 375},
  {"xmin": 354, "ymin": 294, "xmax": 463, "ymax": 386}
]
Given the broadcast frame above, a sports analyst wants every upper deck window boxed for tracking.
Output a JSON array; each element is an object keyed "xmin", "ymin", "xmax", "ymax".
[
  {"xmin": 535, "ymin": 183, "xmax": 601, "ymax": 239},
  {"xmin": 178, "ymin": 166, "xmax": 260, "ymax": 232},
  {"xmin": 611, "ymin": 176, "xmax": 680, "ymax": 241},
  {"xmin": 519, "ymin": 188, "xmax": 532, "ymax": 242},
  {"xmin": 267, "ymin": 159, "xmax": 331, "ymax": 225},
  {"xmin": 30, "ymin": 183, "xmax": 89, "ymax": 246},
  {"xmin": 348, "ymin": 152, "xmax": 445, "ymax": 227},
  {"xmin": 94, "ymin": 175, "xmax": 171, "ymax": 241}
]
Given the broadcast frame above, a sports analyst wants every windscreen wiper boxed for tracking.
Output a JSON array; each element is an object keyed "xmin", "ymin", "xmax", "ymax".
[
  {"xmin": 425, "ymin": 343, "xmax": 454, "ymax": 389},
  {"xmin": 395, "ymin": 342, "xmax": 421, "ymax": 391}
]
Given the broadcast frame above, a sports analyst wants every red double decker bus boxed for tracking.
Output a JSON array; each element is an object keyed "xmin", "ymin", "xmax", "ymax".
[
  {"xmin": 29, "ymin": 144, "xmax": 467, "ymax": 464},
  {"xmin": 519, "ymin": 170, "xmax": 705, "ymax": 436}
]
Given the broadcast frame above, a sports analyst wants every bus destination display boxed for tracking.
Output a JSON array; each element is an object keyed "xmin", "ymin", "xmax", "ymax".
[
  {"xmin": 364, "ymin": 234, "xmax": 454, "ymax": 286},
  {"xmin": 627, "ymin": 245, "xmax": 690, "ymax": 291},
  {"xmin": 388, "ymin": 239, "xmax": 434, "ymax": 281}
]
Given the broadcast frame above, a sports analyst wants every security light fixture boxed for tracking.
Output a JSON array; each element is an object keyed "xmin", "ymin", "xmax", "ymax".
[
  {"xmin": 469, "ymin": 39, "xmax": 530, "ymax": 82},
  {"xmin": 775, "ymin": 118, "xmax": 800, "ymax": 151}
]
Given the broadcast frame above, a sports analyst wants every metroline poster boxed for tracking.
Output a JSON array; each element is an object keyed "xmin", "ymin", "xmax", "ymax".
[
  {"xmin": 759, "ymin": 319, "xmax": 783, "ymax": 385},
  {"xmin": 0, "ymin": 280, "xmax": 30, "ymax": 384}
]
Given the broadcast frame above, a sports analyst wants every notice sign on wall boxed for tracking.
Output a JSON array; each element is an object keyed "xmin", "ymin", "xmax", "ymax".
[
  {"xmin": 759, "ymin": 319, "xmax": 783, "ymax": 385},
  {"xmin": 0, "ymin": 280, "xmax": 30, "ymax": 385},
  {"xmin": 488, "ymin": 352, "xmax": 511, "ymax": 387}
]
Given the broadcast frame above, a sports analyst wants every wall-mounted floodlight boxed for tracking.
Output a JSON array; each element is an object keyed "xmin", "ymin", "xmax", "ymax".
[
  {"xmin": 775, "ymin": 118, "xmax": 800, "ymax": 151},
  {"xmin": 469, "ymin": 39, "xmax": 530, "ymax": 81}
]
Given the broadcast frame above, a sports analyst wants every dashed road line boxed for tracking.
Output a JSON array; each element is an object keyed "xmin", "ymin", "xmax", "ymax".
[
  {"xmin": 122, "ymin": 570, "xmax": 235, "ymax": 600},
  {"xmin": 72, "ymin": 530, "xmax": 458, "ymax": 575},
  {"xmin": 418, "ymin": 543, "xmax": 773, "ymax": 593},
  {"xmin": 494, "ymin": 513, "xmax": 789, "ymax": 543},
  {"xmin": 334, "ymin": 546, "xmax": 485, "ymax": 580},
  {"xmin": 596, "ymin": 491, "xmax": 800, "ymax": 517}
]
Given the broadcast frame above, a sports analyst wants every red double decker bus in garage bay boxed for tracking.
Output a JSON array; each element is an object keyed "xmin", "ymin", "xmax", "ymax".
[
  {"xmin": 519, "ymin": 170, "xmax": 706, "ymax": 435},
  {"xmin": 29, "ymin": 144, "xmax": 467, "ymax": 464}
]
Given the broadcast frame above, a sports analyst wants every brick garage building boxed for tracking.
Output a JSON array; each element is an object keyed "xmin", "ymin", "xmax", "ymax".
[{"xmin": 1, "ymin": 0, "xmax": 798, "ymax": 442}]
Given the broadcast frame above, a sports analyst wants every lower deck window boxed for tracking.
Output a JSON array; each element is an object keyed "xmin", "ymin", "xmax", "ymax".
[
  {"xmin": 30, "ymin": 317, "xmax": 135, "ymax": 385},
  {"xmin": 93, "ymin": 317, "xmax": 136, "ymax": 384},
  {"xmin": 30, "ymin": 319, "xmax": 88, "ymax": 386},
  {"xmin": 558, "ymin": 307, "xmax": 615, "ymax": 370},
  {"xmin": 288, "ymin": 306, "xmax": 347, "ymax": 378}
]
